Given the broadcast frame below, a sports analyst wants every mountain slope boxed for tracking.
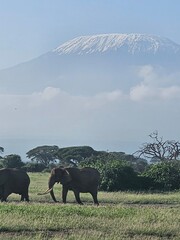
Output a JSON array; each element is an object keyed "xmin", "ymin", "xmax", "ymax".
[{"xmin": 0, "ymin": 33, "xmax": 180, "ymax": 94}]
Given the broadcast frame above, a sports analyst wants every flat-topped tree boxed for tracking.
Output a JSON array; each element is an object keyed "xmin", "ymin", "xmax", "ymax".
[{"xmin": 26, "ymin": 145, "xmax": 59, "ymax": 167}]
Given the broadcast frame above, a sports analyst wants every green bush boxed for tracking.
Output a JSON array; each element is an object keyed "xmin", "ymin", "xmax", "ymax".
[
  {"xmin": 22, "ymin": 162, "xmax": 46, "ymax": 172},
  {"xmin": 142, "ymin": 161, "xmax": 180, "ymax": 190},
  {"xmin": 1, "ymin": 154, "xmax": 24, "ymax": 169},
  {"xmin": 81, "ymin": 159, "xmax": 139, "ymax": 191}
]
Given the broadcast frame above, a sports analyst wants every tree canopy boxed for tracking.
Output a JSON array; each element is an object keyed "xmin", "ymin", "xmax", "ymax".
[
  {"xmin": 55, "ymin": 146, "xmax": 98, "ymax": 166},
  {"xmin": 142, "ymin": 161, "xmax": 180, "ymax": 190},
  {"xmin": 2, "ymin": 138, "xmax": 180, "ymax": 191},
  {"xmin": 0, "ymin": 154, "xmax": 24, "ymax": 169},
  {"xmin": 82, "ymin": 150, "xmax": 148, "ymax": 173},
  {"xmin": 25, "ymin": 145, "xmax": 147, "ymax": 172},
  {"xmin": 26, "ymin": 145, "xmax": 59, "ymax": 167}
]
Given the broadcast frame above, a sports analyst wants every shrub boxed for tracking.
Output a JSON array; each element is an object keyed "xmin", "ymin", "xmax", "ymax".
[
  {"xmin": 142, "ymin": 161, "xmax": 180, "ymax": 190},
  {"xmin": 22, "ymin": 162, "xmax": 46, "ymax": 172},
  {"xmin": 81, "ymin": 159, "xmax": 139, "ymax": 191},
  {"xmin": 1, "ymin": 154, "xmax": 24, "ymax": 169}
]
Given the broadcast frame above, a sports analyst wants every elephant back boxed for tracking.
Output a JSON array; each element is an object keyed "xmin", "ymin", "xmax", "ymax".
[
  {"xmin": 8, "ymin": 168, "xmax": 30, "ymax": 185},
  {"xmin": 66, "ymin": 167, "xmax": 100, "ymax": 186}
]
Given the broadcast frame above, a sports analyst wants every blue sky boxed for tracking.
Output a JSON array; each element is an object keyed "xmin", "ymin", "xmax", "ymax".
[
  {"xmin": 1, "ymin": 0, "xmax": 180, "ymax": 69},
  {"xmin": 1, "ymin": 1, "xmax": 180, "ymax": 158}
]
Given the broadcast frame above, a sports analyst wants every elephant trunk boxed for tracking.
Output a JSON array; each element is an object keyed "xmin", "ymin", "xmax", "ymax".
[{"xmin": 48, "ymin": 176, "xmax": 58, "ymax": 202}]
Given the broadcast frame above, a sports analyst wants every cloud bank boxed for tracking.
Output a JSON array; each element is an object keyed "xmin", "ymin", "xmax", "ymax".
[
  {"xmin": 1, "ymin": 65, "xmax": 180, "ymax": 157},
  {"xmin": 130, "ymin": 65, "xmax": 180, "ymax": 101}
]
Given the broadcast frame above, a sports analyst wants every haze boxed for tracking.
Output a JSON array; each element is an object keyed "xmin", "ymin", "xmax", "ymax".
[{"xmin": 0, "ymin": 1, "xmax": 180, "ymax": 159}]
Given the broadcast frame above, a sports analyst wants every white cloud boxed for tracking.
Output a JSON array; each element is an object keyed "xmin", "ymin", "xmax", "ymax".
[
  {"xmin": 138, "ymin": 65, "xmax": 158, "ymax": 85},
  {"xmin": 84, "ymin": 90, "xmax": 125, "ymax": 109},
  {"xmin": 137, "ymin": 65, "xmax": 180, "ymax": 86},
  {"xmin": 40, "ymin": 87, "xmax": 61, "ymax": 100},
  {"xmin": 130, "ymin": 84, "xmax": 180, "ymax": 102},
  {"xmin": 0, "ymin": 87, "xmax": 126, "ymax": 138},
  {"xmin": 160, "ymin": 86, "xmax": 180, "ymax": 99},
  {"xmin": 130, "ymin": 65, "xmax": 180, "ymax": 101},
  {"xmin": 1, "ymin": 66, "xmax": 180, "ymax": 157},
  {"xmin": 130, "ymin": 84, "xmax": 156, "ymax": 101}
]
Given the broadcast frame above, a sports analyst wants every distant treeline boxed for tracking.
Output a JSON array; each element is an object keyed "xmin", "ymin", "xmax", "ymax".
[{"xmin": 0, "ymin": 145, "xmax": 180, "ymax": 192}]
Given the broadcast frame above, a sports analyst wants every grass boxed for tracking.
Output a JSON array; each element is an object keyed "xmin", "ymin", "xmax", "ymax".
[{"xmin": 0, "ymin": 172, "xmax": 180, "ymax": 239}]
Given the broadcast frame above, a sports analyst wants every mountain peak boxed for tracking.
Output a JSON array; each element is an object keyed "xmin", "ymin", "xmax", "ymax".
[{"xmin": 53, "ymin": 33, "xmax": 180, "ymax": 55}]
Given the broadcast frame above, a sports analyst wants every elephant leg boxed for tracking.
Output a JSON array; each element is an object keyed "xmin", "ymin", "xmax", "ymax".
[
  {"xmin": 1, "ymin": 193, "xmax": 7, "ymax": 202},
  {"xmin": 1, "ymin": 184, "xmax": 11, "ymax": 202},
  {"xmin": 21, "ymin": 194, "xmax": 29, "ymax": 202},
  {"xmin": 25, "ymin": 195, "xmax": 30, "ymax": 202},
  {"xmin": 1, "ymin": 191, "xmax": 9, "ymax": 202},
  {"xmin": 90, "ymin": 189, "xmax": 99, "ymax": 205},
  {"xmin": 73, "ymin": 190, "xmax": 83, "ymax": 205},
  {"xmin": 0, "ymin": 187, "xmax": 6, "ymax": 202},
  {"xmin": 62, "ymin": 186, "xmax": 68, "ymax": 204},
  {"xmin": 1, "ymin": 198, "xmax": 7, "ymax": 202},
  {"xmin": 21, "ymin": 188, "xmax": 30, "ymax": 202},
  {"xmin": 0, "ymin": 185, "xmax": 4, "ymax": 201},
  {"xmin": 20, "ymin": 195, "xmax": 24, "ymax": 201}
]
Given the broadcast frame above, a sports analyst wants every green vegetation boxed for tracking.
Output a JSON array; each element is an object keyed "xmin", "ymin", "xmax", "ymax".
[
  {"xmin": 1, "ymin": 144, "xmax": 180, "ymax": 192},
  {"xmin": 55, "ymin": 146, "xmax": 98, "ymax": 166},
  {"xmin": 0, "ymin": 173, "xmax": 180, "ymax": 239},
  {"xmin": 142, "ymin": 160, "xmax": 180, "ymax": 190},
  {"xmin": 1, "ymin": 132, "xmax": 180, "ymax": 239},
  {"xmin": 0, "ymin": 154, "xmax": 24, "ymax": 169},
  {"xmin": 26, "ymin": 145, "xmax": 59, "ymax": 167},
  {"xmin": 24, "ymin": 144, "xmax": 148, "ymax": 172},
  {"xmin": 81, "ymin": 159, "xmax": 139, "ymax": 191}
]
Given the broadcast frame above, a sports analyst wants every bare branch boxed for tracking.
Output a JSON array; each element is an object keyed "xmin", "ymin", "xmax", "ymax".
[{"xmin": 133, "ymin": 132, "xmax": 180, "ymax": 162}]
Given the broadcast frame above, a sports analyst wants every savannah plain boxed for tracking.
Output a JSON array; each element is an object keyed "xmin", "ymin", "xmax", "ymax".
[{"xmin": 0, "ymin": 172, "xmax": 180, "ymax": 240}]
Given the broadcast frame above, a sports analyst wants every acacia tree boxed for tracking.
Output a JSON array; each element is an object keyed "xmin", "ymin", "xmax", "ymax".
[
  {"xmin": 26, "ymin": 145, "xmax": 59, "ymax": 167},
  {"xmin": 134, "ymin": 131, "xmax": 180, "ymax": 162},
  {"xmin": 55, "ymin": 146, "xmax": 98, "ymax": 166}
]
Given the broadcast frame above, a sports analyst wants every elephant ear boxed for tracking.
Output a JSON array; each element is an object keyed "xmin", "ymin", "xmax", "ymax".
[{"xmin": 61, "ymin": 169, "xmax": 72, "ymax": 184}]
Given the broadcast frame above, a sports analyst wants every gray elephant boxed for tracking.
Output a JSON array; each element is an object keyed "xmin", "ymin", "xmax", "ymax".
[
  {"xmin": 39, "ymin": 167, "xmax": 100, "ymax": 205},
  {"xmin": 0, "ymin": 168, "xmax": 30, "ymax": 202}
]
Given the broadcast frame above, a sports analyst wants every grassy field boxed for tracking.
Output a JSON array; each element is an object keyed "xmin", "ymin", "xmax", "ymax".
[{"xmin": 0, "ymin": 172, "xmax": 180, "ymax": 240}]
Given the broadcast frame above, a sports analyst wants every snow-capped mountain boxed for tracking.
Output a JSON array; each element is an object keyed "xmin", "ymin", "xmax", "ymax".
[
  {"xmin": 0, "ymin": 33, "xmax": 180, "ymax": 94},
  {"xmin": 53, "ymin": 33, "xmax": 180, "ymax": 55}
]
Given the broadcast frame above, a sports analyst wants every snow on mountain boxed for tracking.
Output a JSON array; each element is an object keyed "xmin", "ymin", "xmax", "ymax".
[
  {"xmin": 1, "ymin": 33, "xmax": 180, "ymax": 95},
  {"xmin": 53, "ymin": 33, "xmax": 180, "ymax": 55}
]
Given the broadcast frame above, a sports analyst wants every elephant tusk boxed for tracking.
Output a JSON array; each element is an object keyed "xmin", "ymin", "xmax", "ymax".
[{"xmin": 37, "ymin": 188, "xmax": 53, "ymax": 195}]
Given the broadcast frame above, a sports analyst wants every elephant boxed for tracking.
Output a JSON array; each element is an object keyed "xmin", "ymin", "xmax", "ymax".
[
  {"xmin": 39, "ymin": 167, "xmax": 100, "ymax": 205},
  {"xmin": 0, "ymin": 168, "xmax": 30, "ymax": 202}
]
